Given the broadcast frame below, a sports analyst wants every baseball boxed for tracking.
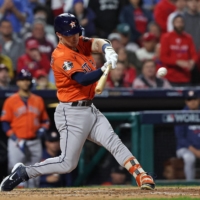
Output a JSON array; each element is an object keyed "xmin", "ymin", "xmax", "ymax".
[{"xmin": 156, "ymin": 67, "xmax": 167, "ymax": 77}]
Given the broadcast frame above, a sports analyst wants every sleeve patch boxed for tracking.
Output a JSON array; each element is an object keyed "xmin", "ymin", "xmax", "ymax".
[{"xmin": 63, "ymin": 61, "xmax": 73, "ymax": 71}]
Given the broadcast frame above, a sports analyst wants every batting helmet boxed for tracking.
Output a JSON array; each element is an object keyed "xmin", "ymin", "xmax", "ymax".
[
  {"xmin": 17, "ymin": 69, "xmax": 32, "ymax": 81},
  {"xmin": 17, "ymin": 69, "xmax": 33, "ymax": 88},
  {"xmin": 54, "ymin": 13, "xmax": 83, "ymax": 36}
]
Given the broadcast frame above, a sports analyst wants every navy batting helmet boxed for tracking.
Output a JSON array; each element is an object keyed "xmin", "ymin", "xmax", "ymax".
[
  {"xmin": 54, "ymin": 13, "xmax": 83, "ymax": 36},
  {"xmin": 17, "ymin": 69, "xmax": 32, "ymax": 81},
  {"xmin": 17, "ymin": 69, "xmax": 33, "ymax": 88}
]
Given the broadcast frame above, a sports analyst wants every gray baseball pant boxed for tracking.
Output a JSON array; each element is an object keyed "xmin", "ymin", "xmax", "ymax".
[
  {"xmin": 8, "ymin": 138, "xmax": 42, "ymax": 187},
  {"xmin": 176, "ymin": 148, "xmax": 196, "ymax": 180},
  {"xmin": 26, "ymin": 103, "xmax": 133, "ymax": 178}
]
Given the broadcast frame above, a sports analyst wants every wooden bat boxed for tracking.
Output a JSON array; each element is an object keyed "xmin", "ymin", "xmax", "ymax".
[{"xmin": 95, "ymin": 63, "xmax": 112, "ymax": 94}]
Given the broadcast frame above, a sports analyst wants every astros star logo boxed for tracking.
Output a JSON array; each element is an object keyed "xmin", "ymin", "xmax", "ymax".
[{"xmin": 70, "ymin": 21, "xmax": 76, "ymax": 28}]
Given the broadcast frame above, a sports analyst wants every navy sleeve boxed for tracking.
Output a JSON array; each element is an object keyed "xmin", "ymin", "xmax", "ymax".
[
  {"xmin": 2, "ymin": 121, "xmax": 11, "ymax": 133},
  {"xmin": 174, "ymin": 125, "xmax": 189, "ymax": 149},
  {"xmin": 72, "ymin": 68, "xmax": 103, "ymax": 86}
]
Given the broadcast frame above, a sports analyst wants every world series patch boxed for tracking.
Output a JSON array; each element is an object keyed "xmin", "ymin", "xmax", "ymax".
[{"xmin": 63, "ymin": 61, "xmax": 73, "ymax": 71}]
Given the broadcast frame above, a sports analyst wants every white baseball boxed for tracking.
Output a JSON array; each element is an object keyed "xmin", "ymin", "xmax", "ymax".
[{"xmin": 156, "ymin": 67, "xmax": 167, "ymax": 77}]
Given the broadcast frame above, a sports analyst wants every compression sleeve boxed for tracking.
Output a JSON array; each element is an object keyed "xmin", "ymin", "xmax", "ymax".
[
  {"xmin": 2, "ymin": 121, "xmax": 11, "ymax": 133},
  {"xmin": 72, "ymin": 68, "xmax": 103, "ymax": 86}
]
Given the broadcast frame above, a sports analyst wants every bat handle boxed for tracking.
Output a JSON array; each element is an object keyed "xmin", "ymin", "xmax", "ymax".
[{"xmin": 95, "ymin": 64, "xmax": 112, "ymax": 94}]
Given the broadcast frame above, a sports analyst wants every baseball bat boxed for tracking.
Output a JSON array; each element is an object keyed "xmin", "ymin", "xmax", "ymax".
[{"xmin": 95, "ymin": 63, "xmax": 112, "ymax": 94}]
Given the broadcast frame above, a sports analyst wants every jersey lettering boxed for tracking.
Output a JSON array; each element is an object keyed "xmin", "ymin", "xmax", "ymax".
[
  {"xmin": 14, "ymin": 105, "xmax": 40, "ymax": 117},
  {"xmin": 82, "ymin": 63, "xmax": 92, "ymax": 73}
]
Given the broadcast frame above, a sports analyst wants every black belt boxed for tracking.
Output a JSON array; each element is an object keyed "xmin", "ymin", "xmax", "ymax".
[{"xmin": 71, "ymin": 100, "xmax": 93, "ymax": 107}]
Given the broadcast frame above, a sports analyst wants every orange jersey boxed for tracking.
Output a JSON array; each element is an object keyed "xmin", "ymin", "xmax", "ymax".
[
  {"xmin": 51, "ymin": 36, "xmax": 97, "ymax": 102},
  {"xmin": 1, "ymin": 93, "xmax": 50, "ymax": 139}
]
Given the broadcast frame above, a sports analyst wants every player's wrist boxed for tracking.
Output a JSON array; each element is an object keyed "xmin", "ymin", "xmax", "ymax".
[
  {"xmin": 7, "ymin": 129, "xmax": 15, "ymax": 137},
  {"xmin": 10, "ymin": 134, "xmax": 17, "ymax": 141},
  {"xmin": 102, "ymin": 43, "xmax": 112, "ymax": 54},
  {"xmin": 101, "ymin": 64, "xmax": 107, "ymax": 72}
]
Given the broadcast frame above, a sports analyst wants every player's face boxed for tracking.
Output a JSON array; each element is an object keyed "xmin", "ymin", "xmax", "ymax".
[
  {"xmin": 17, "ymin": 79, "xmax": 31, "ymax": 91},
  {"xmin": 45, "ymin": 141, "xmax": 60, "ymax": 153},
  {"xmin": 59, "ymin": 33, "xmax": 79, "ymax": 49},
  {"xmin": 185, "ymin": 98, "xmax": 199, "ymax": 110}
]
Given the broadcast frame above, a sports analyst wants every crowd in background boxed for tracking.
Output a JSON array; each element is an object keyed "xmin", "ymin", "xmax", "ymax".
[{"xmin": 0, "ymin": 0, "xmax": 200, "ymax": 90}]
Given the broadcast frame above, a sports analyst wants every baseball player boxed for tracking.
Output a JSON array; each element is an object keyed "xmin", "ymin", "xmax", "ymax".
[
  {"xmin": 1, "ymin": 70, "xmax": 50, "ymax": 188},
  {"xmin": 0, "ymin": 13, "xmax": 155, "ymax": 191}
]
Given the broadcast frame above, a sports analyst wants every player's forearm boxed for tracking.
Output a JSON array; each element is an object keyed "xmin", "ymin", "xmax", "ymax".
[
  {"xmin": 91, "ymin": 38, "xmax": 110, "ymax": 53},
  {"xmin": 72, "ymin": 69, "xmax": 103, "ymax": 86},
  {"xmin": 2, "ymin": 121, "xmax": 14, "ymax": 136}
]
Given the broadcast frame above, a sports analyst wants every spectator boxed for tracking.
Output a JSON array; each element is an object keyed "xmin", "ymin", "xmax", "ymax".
[
  {"xmin": 143, "ymin": 0, "xmax": 160, "ymax": 11},
  {"xmin": 33, "ymin": 5, "xmax": 55, "ymax": 36},
  {"xmin": 51, "ymin": 0, "xmax": 64, "ymax": 17},
  {"xmin": 135, "ymin": 32, "xmax": 157, "ymax": 62},
  {"xmin": 0, "ymin": 0, "xmax": 26, "ymax": 34},
  {"xmin": 89, "ymin": 0, "xmax": 123, "ymax": 38},
  {"xmin": 154, "ymin": 43, "xmax": 165, "ymax": 70},
  {"xmin": 0, "ymin": 64, "xmax": 10, "ymax": 89},
  {"xmin": 1, "ymin": 69, "xmax": 50, "ymax": 187},
  {"xmin": 48, "ymin": 68, "xmax": 55, "ymax": 85},
  {"xmin": 106, "ymin": 61, "xmax": 131, "ymax": 88},
  {"xmin": 26, "ymin": 19, "xmax": 55, "ymax": 59},
  {"xmin": 119, "ymin": 0, "xmax": 152, "ymax": 43},
  {"xmin": 92, "ymin": 53, "xmax": 105, "ymax": 69},
  {"xmin": 0, "ymin": 19, "xmax": 25, "ymax": 71},
  {"xmin": 40, "ymin": 130, "xmax": 72, "ymax": 187},
  {"xmin": 64, "ymin": 0, "xmax": 89, "ymax": 13},
  {"xmin": 35, "ymin": 69, "xmax": 56, "ymax": 90},
  {"xmin": 133, "ymin": 59, "xmax": 172, "ymax": 89},
  {"xmin": 0, "ymin": 44, "xmax": 13, "ymax": 78},
  {"xmin": 102, "ymin": 165, "xmax": 128, "ymax": 185},
  {"xmin": 175, "ymin": 90, "xmax": 200, "ymax": 180},
  {"xmin": 107, "ymin": 33, "xmax": 122, "ymax": 53},
  {"xmin": 148, "ymin": 22, "xmax": 161, "ymax": 41},
  {"xmin": 118, "ymin": 48, "xmax": 137, "ymax": 85},
  {"xmin": 154, "ymin": 0, "xmax": 176, "ymax": 33},
  {"xmin": 17, "ymin": 39, "xmax": 50, "ymax": 78},
  {"xmin": 72, "ymin": 0, "xmax": 96, "ymax": 37},
  {"xmin": 184, "ymin": 0, "xmax": 200, "ymax": 52},
  {"xmin": 160, "ymin": 15, "xmax": 198, "ymax": 86},
  {"xmin": 167, "ymin": 0, "xmax": 186, "ymax": 32},
  {"xmin": 116, "ymin": 23, "xmax": 139, "ymax": 53}
]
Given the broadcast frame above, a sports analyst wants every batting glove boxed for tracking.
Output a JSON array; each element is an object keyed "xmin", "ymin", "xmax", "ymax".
[
  {"xmin": 104, "ymin": 46, "xmax": 118, "ymax": 69},
  {"xmin": 10, "ymin": 134, "xmax": 26, "ymax": 154},
  {"xmin": 17, "ymin": 140, "xmax": 26, "ymax": 153},
  {"xmin": 36, "ymin": 127, "xmax": 47, "ymax": 139},
  {"xmin": 101, "ymin": 61, "xmax": 111, "ymax": 72},
  {"xmin": 10, "ymin": 134, "xmax": 17, "ymax": 141}
]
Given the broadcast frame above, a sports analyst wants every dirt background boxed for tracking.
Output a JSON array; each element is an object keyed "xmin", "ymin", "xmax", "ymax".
[{"xmin": 1, "ymin": 187, "xmax": 200, "ymax": 200}]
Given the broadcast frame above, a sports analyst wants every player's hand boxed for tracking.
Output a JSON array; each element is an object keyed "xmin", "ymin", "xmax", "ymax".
[
  {"xmin": 36, "ymin": 127, "xmax": 47, "ymax": 139},
  {"xmin": 46, "ymin": 174, "xmax": 60, "ymax": 183},
  {"xmin": 101, "ymin": 61, "xmax": 111, "ymax": 72},
  {"xmin": 10, "ymin": 134, "xmax": 17, "ymax": 141},
  {"xmin": 104, "ymin": 46, "xmax": 118, "ymax": 69},
  {"xmin": 17, "ymin": 139, "xmax": 26, "ymax": 153}
]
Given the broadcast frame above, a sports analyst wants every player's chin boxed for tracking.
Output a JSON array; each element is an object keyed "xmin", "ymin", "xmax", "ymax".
[{"xmin": 71, "ymin": 40, "xmax": 79, "ymax": 47}]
